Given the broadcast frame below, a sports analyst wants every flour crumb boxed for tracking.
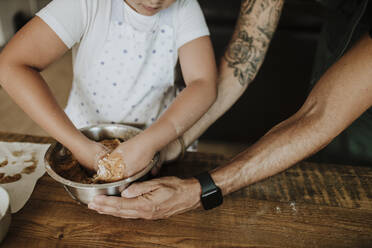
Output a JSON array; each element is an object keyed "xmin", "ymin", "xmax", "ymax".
[
  {"xmin": 290, "ymin": 201, "xmax": 297, "ymax": 212},
  {"xmin": 275, "ymin": 206, "xmax": 281, "ymax": 213}
]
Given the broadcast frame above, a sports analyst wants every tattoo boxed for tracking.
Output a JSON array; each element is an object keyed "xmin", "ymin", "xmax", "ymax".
[
  {"xmin": 241, "ymin": 0, "xmax": 256, "ymax": 14},
  {"xmin": 224, "ymin": 0, "xmax": 284, "ymax": 86}
]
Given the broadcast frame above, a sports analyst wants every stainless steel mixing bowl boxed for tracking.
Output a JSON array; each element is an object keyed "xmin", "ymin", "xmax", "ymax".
[
  {"xmin": 0, "ymin": 186, "xmax": 11, "ymax": 243},
  {"xmin": 44, "ymin": 124, "xmax": 159, "ymax": 205}
]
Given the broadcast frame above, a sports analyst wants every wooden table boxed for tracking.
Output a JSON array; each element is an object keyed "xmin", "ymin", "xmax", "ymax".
[{"xmin": 1, "ymin": 132, "xmax": 372, "ymax": 248}]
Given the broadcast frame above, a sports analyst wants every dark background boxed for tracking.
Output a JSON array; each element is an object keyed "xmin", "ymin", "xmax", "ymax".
[{"xmin": 196, "ymin": 0, "xmax": 326, "ymax": 143}]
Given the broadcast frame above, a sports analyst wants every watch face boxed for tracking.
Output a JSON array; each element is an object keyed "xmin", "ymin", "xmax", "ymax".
[{"xmin": 201, "ymin": 188, "xmax": 223, "ymax": 210}]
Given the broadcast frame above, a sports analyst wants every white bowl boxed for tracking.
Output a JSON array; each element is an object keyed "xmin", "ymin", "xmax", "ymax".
[{"xmin": 0, "ymin": 186, "xmax": 11, "ymax": 243}]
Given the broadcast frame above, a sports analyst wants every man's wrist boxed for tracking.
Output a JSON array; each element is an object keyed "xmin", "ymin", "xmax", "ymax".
[
  {"xmin": 194, "ymin": 171, "xmax": 223, "ymax": 210},
  {"xmin": 185, "ymin": 177, "xmax": 202, "ymax": 208}
]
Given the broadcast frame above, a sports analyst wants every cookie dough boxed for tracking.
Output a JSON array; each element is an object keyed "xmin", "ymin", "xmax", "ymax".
[
  {"xmin": 51, "ymin": 139, "xmax": 124, "ymax": 184},
  {"xmin": 94, "ymin": 153, "xmax": 127, "ymax": 183}
]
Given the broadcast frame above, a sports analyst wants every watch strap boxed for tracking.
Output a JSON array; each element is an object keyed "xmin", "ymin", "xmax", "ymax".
[
  {"xmin": 195, "ymin": 171, "xmax": 223, "ymax": 210},
  {"xmin": 195, "ymin": 171, "xmax": 218, "ymax": 194}
]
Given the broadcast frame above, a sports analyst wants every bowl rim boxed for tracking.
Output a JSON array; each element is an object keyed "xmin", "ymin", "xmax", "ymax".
[
  {"xmin": 0, "ymin": 186, "xmax": 10, "ymax": 217},
  {"xmin": 44, "ymin": 124, "xmax": 159, "ymax": 189}
]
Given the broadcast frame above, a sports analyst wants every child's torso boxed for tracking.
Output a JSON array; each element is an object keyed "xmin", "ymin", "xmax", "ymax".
[{"xmin": 65, "ymin": 0, "xmax": 178, "ymax": 128}]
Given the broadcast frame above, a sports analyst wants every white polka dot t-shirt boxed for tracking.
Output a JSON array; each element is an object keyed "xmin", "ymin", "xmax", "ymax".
[{"xmin": 36, "ymin": 0, "xmax": 209, "ymax": 128}]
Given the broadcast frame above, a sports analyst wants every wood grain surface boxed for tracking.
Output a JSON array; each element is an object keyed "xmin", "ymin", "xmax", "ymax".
[{"xmin": 0, "ymin": 132, "xmax": 371, "ymax": 248}]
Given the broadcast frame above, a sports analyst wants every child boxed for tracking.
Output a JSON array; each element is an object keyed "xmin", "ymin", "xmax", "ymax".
[{"xmin": 0, "ymin": 0, "xmax": 217, "ymax": 179}]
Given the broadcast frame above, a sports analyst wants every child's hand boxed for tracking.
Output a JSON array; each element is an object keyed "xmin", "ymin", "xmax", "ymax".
[
  {"xmin": 71, "ymin": 140, "xmax": 110, "ymax": 171},
  {"xmin": 151, "ymin": 139, "xmax": 182, "ymax": 176},
  {"xmin": 96, "ymin": 136, "xmax": 157, "ymax": 181},
  {"xmin": 163, "ymin": 138, "xmax": 183, "ymax": 163}
]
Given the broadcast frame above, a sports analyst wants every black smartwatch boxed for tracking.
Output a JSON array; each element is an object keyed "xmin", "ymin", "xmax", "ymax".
[{"xmin": 195, "ymin": 172, "xmax": 223, "ymax": 210}]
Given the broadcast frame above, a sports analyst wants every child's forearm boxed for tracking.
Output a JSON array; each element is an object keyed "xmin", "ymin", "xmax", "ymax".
[
  {"xmin": 137, "ymin": 78, "xmax": 217, "ymax": 151},
  {"xmin": 0, "ymin": 17, "xmax": 93, "ymax": 155},
  {"xmin": 0, "ymin": 63, "xmax": 91, "ymax": 152}
]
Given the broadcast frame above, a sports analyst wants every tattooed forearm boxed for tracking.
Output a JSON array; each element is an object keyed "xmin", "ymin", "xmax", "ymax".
[
  {"xmin": 241, "ymin": 0, "xmax": 257, "ymax": 14},
  {"xmin": 224, "ymin": 0, "xmax": 284, "ymax": 86}
]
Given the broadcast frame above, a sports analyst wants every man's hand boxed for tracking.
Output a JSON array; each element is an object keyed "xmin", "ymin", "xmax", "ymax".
[{"xmin": 88, "ymin": 177, "xmax": 201, "ymax": 220}]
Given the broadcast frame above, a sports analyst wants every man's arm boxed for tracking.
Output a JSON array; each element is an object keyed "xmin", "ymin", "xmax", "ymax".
[
  {"xmin": 212, "ymin": 33, "xmax": 372, "ymax": 195},
  {"xmin": 89, "ymin": 33, "xmax": 372, "ymax": 220},
  {"xmin": 165, "ymin": 0, "xmax": 284, "ymax": 159}
]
